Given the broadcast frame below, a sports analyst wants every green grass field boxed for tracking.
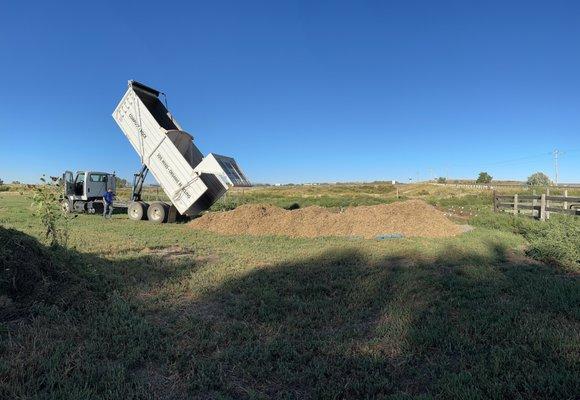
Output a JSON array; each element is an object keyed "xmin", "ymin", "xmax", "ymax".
[{"xmin": 1, "ymin": 189, "xmax": 579, "ymax": 399}]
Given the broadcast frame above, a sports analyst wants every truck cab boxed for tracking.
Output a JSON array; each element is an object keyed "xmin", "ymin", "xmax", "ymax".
[{"xmin": 62, "ymin": 170, "xmax": 116, "ymax": 213}]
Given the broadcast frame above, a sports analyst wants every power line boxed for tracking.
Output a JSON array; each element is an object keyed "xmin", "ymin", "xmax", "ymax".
[
  {"xmin": 448, "ymin": 147, "xmax": 578, "ymax": 170},
  {"xmin": 448, "ymin": 151, "xmax": 551, "ymax": 169}
]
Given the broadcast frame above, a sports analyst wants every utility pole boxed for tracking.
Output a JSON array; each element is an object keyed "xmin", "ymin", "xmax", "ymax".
[
  {"xmin": 553, "ymin": 149, "xmax": 562, "ymax": 186},
  {"xmin": 428, "ymin": 168, "xmax": 435, "ymax": 181}
]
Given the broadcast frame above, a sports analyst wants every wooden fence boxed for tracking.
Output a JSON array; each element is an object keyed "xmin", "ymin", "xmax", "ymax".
[{"xmin": 493, "ymin": 190, "xmax": 580, "ymax": 220}]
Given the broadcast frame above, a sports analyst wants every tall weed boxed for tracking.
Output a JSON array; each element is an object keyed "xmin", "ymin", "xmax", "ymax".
[{"xmin": 472, "ymin": 211, "xmax": 579, "ymax": 270}]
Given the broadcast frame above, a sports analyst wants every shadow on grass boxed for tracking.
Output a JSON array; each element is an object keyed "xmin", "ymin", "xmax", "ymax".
[
  {"xmin": 1, "ymin": 227, "xmax": 578, "ymax": 399},
  {"xmin": 0, "ymin": 226, "xmax": 208, "ymax": 399},
  {"xmin": 168, "ymin": 244, "xmax": 578, "ymax": 399}
]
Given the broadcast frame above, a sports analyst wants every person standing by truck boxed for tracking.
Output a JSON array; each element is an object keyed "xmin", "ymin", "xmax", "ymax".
[{"xmin": 103, "ymin": 188, "xmax": 115, "ymax": 218}]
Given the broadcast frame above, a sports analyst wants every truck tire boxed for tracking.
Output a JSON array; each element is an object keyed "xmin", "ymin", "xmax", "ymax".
[
  {"xmin": 62, "ymin": 199, "xmax": 73, "ymax": 214},
  {"xmin": 147, "ymin": 202, "xmax": 168, "ymax": 223},
  {"xmin": 73, "ymin": 201, "xmax": 86, "ymax": 212},
  {"xmin": 128, "ymin": 201, "xmax": 147, "ymax": 221}
]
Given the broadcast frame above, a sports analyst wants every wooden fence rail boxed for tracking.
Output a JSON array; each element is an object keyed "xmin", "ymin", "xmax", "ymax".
[{"xmin": 493, "ymin": 190, "xmax": 580, "ymax": 220}]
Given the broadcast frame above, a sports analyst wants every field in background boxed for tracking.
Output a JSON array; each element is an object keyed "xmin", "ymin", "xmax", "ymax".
[
  {"xmin": 0, "ymin": 185, "xmax": 578, "ymax": 398},
  {"xmin": 4, "ymin": 181, "xmax": 579, "ymax": 212},
  {"xmin": 213, "ymin": 183, "xmax": 580, "ymax": 216}
]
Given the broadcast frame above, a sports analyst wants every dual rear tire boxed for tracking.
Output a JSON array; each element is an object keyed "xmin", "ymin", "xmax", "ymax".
[
  {"xmin": 147, "ymin": 202, "xmax": 168, "ymax": 223},
  {"xmin": 128, "ymin": 201, "xmax": 148, "ymax": 221},
  {"xmin": 128, "ymin": 201, "xmax": 168, "ymax": 223}
]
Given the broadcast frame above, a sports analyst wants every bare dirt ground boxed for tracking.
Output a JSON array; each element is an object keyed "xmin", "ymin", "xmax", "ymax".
[{"xmin": 189, "ymin": 199, "xmax": 464, "ymax": 238}]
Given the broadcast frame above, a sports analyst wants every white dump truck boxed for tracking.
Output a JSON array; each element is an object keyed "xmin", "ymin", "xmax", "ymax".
[{"xmin": 109, "ymin": 80, "xmax": 250, "ymax": 223}]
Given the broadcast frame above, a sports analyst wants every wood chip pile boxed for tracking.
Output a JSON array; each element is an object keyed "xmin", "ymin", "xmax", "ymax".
[{"xmin": 189, "ymin": 200, "xmax": 463, "ymax": 239}]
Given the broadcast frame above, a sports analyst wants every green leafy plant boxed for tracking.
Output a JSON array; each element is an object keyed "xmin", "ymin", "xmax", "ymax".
[
  {"xmin": 31, "ymin": 176, "xmax": 75, "ymax": 247},
  {"xmin": 472, "ymin": 211, "xmax": 579, "ymax": 271}
]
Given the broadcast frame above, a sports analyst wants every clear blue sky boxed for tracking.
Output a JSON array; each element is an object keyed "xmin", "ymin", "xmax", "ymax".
[{"xmin": 1, "ymin": 1, "xmax": 579, "ymax": 184}]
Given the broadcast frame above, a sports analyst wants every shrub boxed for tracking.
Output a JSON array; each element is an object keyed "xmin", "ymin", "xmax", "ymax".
[
  {"xmin": 476, "ymin": 172, "xmax": 492, "ymax": 184},
  {"xmin": 30, "ymin": 176, "xmax": 74, "ymax": 246},
  {"xmin": 525, "ymin": 217, "xmax": 579, "ymax": 269},
  {"xmin": 285, "ymin": 202, "xmax": 301, "ymax": 210},
  {"xmin": 472, "ymin": 211, "xmax": 579, "ymax": 271},
  {"xmin": 527, "ymin": 172, "xmax": 552, "ymax": 186}
]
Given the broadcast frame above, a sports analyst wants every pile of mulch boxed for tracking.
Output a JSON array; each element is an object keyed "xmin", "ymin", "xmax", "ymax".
[
  {"xmin": 0, "ymin": 226, "xmax": 61, "ymax": 300},
  {"xmin": 189, "ymin": 200, "xmax": 463, "ymax": 239},
  {"xmin": 0, "ymin": 226, "xmax": 90, "ymax": 321}
]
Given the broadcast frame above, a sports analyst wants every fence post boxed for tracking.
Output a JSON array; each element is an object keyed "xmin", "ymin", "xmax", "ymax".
[
  {"xmin": 546, "ymin": 188, "xmax": 550, "ymax": 219},
  {"xmin": 540, "ymin": 194, "xmax": 546, "ymax": 221},
  {"xmin": 531, "ymin": 190, "xmax": 536, "ymax": 218},
  {"xmin": 563, "ymin": 189, "xmax": 568, "ymax": 211},
  {"xmin": 513, "ymin": 194, "xmax": 518, "ymax": 215},
  {"xmin": 493, "ymin": 190, "xmax": 498, "ymax": 213}
]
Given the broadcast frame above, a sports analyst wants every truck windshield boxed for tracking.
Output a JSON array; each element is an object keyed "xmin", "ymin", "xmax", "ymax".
[{"xmin": 89, "ymin": 173, "xmax": 108, "ymax": 182}]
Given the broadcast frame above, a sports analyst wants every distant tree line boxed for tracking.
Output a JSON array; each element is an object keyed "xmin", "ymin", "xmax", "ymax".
[
  {"xmin": 434, "ymin": 171, "xmax": 556, "ymax": 186},
  {"xmin": 115, "ymin": 177, "xmax": 129, "ymax": 188}
]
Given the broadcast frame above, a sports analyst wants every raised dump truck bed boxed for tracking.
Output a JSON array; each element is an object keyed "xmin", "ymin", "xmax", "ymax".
[{"xmin": 112, "ymin": 80, "xmax": 249, "ymax": 222}]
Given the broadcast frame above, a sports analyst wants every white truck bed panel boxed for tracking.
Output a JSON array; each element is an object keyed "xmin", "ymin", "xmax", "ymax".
[
  {"xmin": 113, "ymin": 88, "xmax": 207, "ymax": 214},
  {"xmin": 112, "ymin": 81, "xmax": 250, "ymax": 216}
]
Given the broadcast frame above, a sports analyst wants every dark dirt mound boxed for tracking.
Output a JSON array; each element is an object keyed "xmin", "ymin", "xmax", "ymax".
[
  {"xmin": 189, "ymin": 200, "xmax": 463, "ymax": 239},
  {"xmin": 0, "ymin": 226, "xmax": 62, "ymax": 299},
  {"xmin": 0, "ymin": 226, "xmax": 85, "ymax": 320}
]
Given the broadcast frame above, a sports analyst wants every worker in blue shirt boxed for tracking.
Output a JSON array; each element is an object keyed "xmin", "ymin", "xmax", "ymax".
[{"xmin": 103, "ymin": 188, "xmax": 115, "ymax": 218}]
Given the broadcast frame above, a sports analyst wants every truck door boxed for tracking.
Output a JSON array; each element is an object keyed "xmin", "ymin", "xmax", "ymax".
[
  {"xmin": 63, "ymin": 171, "xmax": 74, "ymax": 197},
  {"xmin": 74, "ymin": 172, "xmax": 85, "ymax": 196},
  {"xmin": 107, "ymin": 174, "xmax": 116, "ymax": 192},
  {"xmin": 87, "ymin": 173, "xmax": 108, "ymax": 198}
]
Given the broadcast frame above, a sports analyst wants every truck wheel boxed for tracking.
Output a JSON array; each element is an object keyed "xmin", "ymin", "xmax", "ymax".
[
  {"xmin": 62, "ymin": 199, "xmax": 73, "ymax": 213},
  {"xmin": 128, "ymin": 201, "xmax": 147, "ymax": 220},
  {"xmin": 147, "ymin": 202, "xmax": 167, "ymax": 223},
  {"xmin": 73, "ymin": 201, "xmax": 86, "ymax": 212}
]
